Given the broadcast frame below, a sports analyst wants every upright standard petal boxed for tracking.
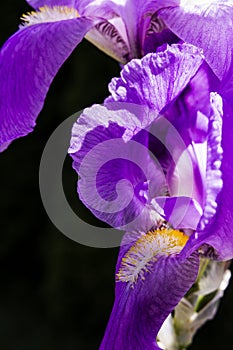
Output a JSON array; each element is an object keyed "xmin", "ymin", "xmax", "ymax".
[
  {"xmin": 0, "ymin": 13, "xmax": 94, "ymax": 150},
  {"xmin": 77, "ymin": 0, "xmax": 179, "ymax": 18},
  {"xmin": 192, "ymin": 99, "xmax": 233, "ymax": 260},
  {"xmin": 99, "ymin": 229, "xmax": 199, "ymax": 350},
  {"xmin": 159, "ymin": 0, "xmax": 233, "ymax": 80},
  {"xmin": 181, "ymin": 93, "xmax": 226, "ymax": 259},
  {"xmin": 77, "ymin": 0, "xmax": 179, "ymax": 56},
  {"xmin": 106, "ymin": 44, "xmax": 204, "ymax": 109}
]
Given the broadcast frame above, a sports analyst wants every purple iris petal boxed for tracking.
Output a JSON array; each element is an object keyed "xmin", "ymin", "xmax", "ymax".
[
  {"xmin": 99, "ymin": 234, "xmax": 199, "ymax": 350},
  {"xmin": 77, "ymin": 0, "xmax": 179, "ymax": 56},
  {"xmin": 143, "ymin": 28, "xmax": 179, "ymax": 56},
  {"xmin": 153, "ymin": 196, "xmax": 202, "ymax": 230},
  {"xmin": 205, "ymin": 102, "xmax": 233, "ymax": 259},
  {"xmin": 179, "ymin": 64, "xmax": 212, "ymax": 143},
  {"xmin": 26, "ymin": 0, "xmax": 76, "ymax": 7},
  {"xmin": 69, "ymin": 45, "xmax": 204, "ymax": 231},
  {"xmin": 70, "ymin": 44, "xmax": 221, "ymax": 238},
  {"xmin": 77, "ymin": 0, "xmax": 179, "ymax": 19},
  {"xmin": 182, "ymin": 94, "xmax": 233, "ymax": 261},
  {"xmin": 0, "ymin": 17, "xmax": 94, "ymax": 150},
  {"xmin": 27, "ymin": 1, "xmax": 131, "ymax": 62},
  {"xmin": 148, "ymin": 119, "xmax": 206, "ymax": 206},
  {"xmin": 107, "ymin": 43, "xmax": 216, "ymax": 150},
  {"xmin": 69, "ymin": 103, "xmax": 166, "ymax": 231},
  {"xmin": 69, "ymin": 103, "xmax": 156, "ymax": 156},
  {"xmin": 106, "ymin": 44, "xmax": 203, "ymax": 109},
  {"xmin": 68, "ymin": 44, "xmax": 227, "ymax": 348},
  {"xmin": 159, "ymin": 0, "xmax": 233, "ymax": 80}
]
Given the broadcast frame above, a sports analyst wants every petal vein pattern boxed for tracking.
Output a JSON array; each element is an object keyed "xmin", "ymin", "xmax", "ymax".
[
  {"xmin": 159, "ymin": 0, "xmax": 233, "ymax": 79},
  {"xmin": 0, "ymin": 16, "xmax": 94, "ymax": 150}
]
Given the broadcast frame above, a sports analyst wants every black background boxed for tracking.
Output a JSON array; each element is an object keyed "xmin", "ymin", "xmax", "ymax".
[{"xmin": 1, "ymin": 1, "xmax": 233, "ymax": 349}]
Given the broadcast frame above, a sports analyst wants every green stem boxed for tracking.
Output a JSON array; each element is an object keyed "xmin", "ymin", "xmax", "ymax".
[{"xmin": 197, "ymin": 258, "xmax": 209, "ymax": 283}]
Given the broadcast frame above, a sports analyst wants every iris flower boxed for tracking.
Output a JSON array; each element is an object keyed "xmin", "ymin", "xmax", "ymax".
[
  {"xmin": 1, "ymin": 0, "xmax": 233, "ymax": 151},
  {"xmin": 68, "ymin": 43, "xmax": 232, "ymax": 349}
]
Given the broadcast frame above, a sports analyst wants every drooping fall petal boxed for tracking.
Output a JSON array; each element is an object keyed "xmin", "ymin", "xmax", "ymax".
[{"xmin": 0, "ymin": 11, "xmax": 94, "ymax": 151}]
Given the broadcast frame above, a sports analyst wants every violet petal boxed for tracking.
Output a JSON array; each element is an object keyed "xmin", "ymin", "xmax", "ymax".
[
  {"xmin": 100, "ymin": 235, "xmax": 199, "ymax": 350},
  {"xmin": 153, "ymin": 196, "xmax": 202, "ymax": 230},
  {"xmin": 159, "ymin": 0, "xmax": 233, "ymax": 80},
  {"xmin": 0, "ymin": 17, "xmax": 94, "ymax": 150}
]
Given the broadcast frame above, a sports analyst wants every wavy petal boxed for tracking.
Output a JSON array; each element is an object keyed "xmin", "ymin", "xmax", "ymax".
[
  {"xmin": 69, "ymin": 103, "xmax": 157, "ymax": 156},
  {"xmin": 198, "ymin": 100, "xmax": 232, "ymax": 260},
  {"xmin": 106, "ymin": 44, "xmax": 204, "ymax": 109},
  {"xmin": 159, "ymin": 0, "xmax": 233, "ymax": 80},
  {"xmin": 69, "ymin": 103, "xmax": 167, "ymax": 231},
  {"xmin": 0, "ymin": 15, "xmax": 94, "ymax": 150},
  {"xmin": 181, "ymin": 94, "xmax": 226, "ymax": 259},
  {"xmin": 69, "ymin": 45, "xmax": 204, "ymax": 230},
  {"xmin": 100, "ymin": 231, "xmax": 199, "ymax": 350}
]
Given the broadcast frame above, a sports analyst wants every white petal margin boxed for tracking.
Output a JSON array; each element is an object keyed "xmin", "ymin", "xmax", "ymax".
[{"xmin": 197, "ymin": 93, "xmax": 223, "ymax": 231}]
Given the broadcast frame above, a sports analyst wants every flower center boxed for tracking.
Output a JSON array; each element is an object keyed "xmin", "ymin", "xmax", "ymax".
[
  {"xmin": 20, "ymin": 6, "xmax": 79, "ymax": 27},
  {"xmin": 116, "ymin": 228, "xmax": 188, "ymax": 286}
]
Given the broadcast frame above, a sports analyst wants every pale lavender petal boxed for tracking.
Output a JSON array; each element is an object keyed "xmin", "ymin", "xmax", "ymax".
[
  {"xmin": 100, "ymin": 240, "xmax": 199, "ymax": 350},
  {"xmin": 0, "ymin": 17, "xmax": 94, "ymax": 150},
  {"xmin": 69, "ymin": 103, "xmax": 157, "ymax": 156},
  {"xmin": 106, "ymin": 44, "xmax": 204, "ymax": 110},
  {"xmin": 159, "ymin": 0, "xmax": 233, "ymax": 80},
  {"xmin": 181, "ymin": 94, "xmax": 226, "ymax": 259},
  {"xmin": 153, "ymin": 196, "xmax": 202, "ymax": 230},
  {"xmin": 149, "ymin": 117, "xmax": 206, "ymax": 207}
]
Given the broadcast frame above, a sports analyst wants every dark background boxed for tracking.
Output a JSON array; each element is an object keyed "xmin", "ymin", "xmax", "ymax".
[{"xmin": 1, "ymin": 1, "xmax": 233, "ymax": 349}]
